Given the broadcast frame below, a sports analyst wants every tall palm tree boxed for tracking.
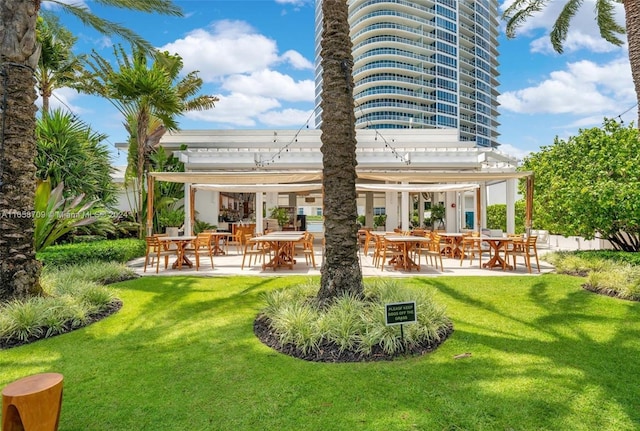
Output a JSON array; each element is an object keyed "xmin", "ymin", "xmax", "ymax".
[
  {"xmin": 0, "ymin": 0, "xmax": 182, "ymax": 301},
  {"xmin": 316, "ymin": 0, "xmax": 364, "ymax": 304},
  {"xmin": 36, "ymin": 13, "xmax": 85, "ymax": 116},
  {"xmin": 503, "ymin": 0, "xmax": 640, "ymax": 126},
  {"xmin": 80, "ymin": 45, "xmax": 218, "ymax": 237}
]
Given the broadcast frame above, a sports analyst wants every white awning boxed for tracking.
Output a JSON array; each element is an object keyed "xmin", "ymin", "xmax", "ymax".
[
  {"xmin": 357, "ymin": 183, "xmax": 479, "ymax": 193},
  {"xmin": 194, "ymin": 183, "xmax": 323, "ymax": 193}
]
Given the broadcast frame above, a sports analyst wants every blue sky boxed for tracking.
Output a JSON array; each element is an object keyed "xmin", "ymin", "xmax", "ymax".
[{"xmin": 48, "ymin": 0, "xmax": 635, "ymax": 166}]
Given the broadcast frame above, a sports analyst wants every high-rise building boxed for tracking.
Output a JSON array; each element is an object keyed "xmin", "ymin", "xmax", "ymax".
[{"xmin": 314, "ymin": 0, "xmax": 500, "ymax": 147}]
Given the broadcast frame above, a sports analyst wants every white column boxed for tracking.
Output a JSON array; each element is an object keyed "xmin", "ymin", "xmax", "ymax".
[
  {"xmin": 445, "ymin": 191, "xmax": 456, "ymax": 232},
  {"xmin": 212, "ymin": 191, "xmax": 220, "ymax": 226},
  {"xmin": 418, "ymin": 192, "xmax": 424, "ymax": 228},
  {"xmin": 365, "ymin": 192, "xmax": 374, "ymax": 228},
  {"xmin": 401, "ymin": 183, "xmax": 410, "ymax": 231},
  {"xmin": 184, "ymin": 183, "xmax": 192, "ymax": 235},
  {"xmin": 256, "ymin": 191, "xmax": 264, "ymax": 234},
  {"xmin": 385, "ymin": 189, "xmax": 398, "ymax": 231},
  {"xmin": 506, "ymin": 178, "xmax": 516, "ymax": 233},
  {"xmin": 265, "ymin": 192, "xmax": 278, "ymax": 213},
  {"xmin": 480, "ymin": 183, "xmax": 488, "ymax": 230}
]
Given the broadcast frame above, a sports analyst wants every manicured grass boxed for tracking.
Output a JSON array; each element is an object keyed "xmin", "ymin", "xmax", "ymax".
[{"xmin": 1, "ymin": 274, "xmax": 639, "ymax": 430}]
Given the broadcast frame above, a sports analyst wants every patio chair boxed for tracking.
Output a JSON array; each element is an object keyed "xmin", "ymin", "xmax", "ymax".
[
  {"xmin": 241, "ymin": 234, "xmax": 269, "ymax": 269},
  {"xmin": 508, "ymin": 235, "xmax": 539, "ymax": 273},
  {"xmin": 183, "ymin": 232, "xmax": 214, "ymax": 270},
  {"xmin": 459, "ymin": 232, "xmax": 484, "ymax": 268},
  {"xmin": 302, "ymin": 232, "xmax": 317, "ymax": 269},
  {"xmin": 374, "ymin": 236, "xmax": 403, "ymax": 271},
  {"xmin": 420, "ymin": 233, "xmax": 443, "ymax": 271},
  {"xmin": 143, "ymin": 236, "xmax": 175, "ymax": 273}
]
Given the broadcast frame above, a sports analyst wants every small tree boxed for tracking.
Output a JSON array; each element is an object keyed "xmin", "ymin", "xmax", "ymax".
[{"xmin": 522, "ymin": 119, "xmax": 640, "ymax": 251}]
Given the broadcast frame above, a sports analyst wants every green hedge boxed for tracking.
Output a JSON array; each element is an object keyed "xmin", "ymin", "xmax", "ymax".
[
  {"xmin": 574, "ymin": 250, "xmax": 640, "ymax": 266},
  {"xmin": 37, "ymin": 239, "xmax": 145, "ymax": 267}
]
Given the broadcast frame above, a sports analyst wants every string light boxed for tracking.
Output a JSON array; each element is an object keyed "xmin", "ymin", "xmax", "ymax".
[
  {"xmin": 616, "ymin": 103, "xmax": 638, "ymax": 124},
  {"xmin": 254, "ymin": 109, "xmax": 315, "ymax": 168}
]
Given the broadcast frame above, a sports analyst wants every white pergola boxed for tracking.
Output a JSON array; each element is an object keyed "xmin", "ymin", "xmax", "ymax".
[{"xmin": 145, "ymin": 128, "xmax": 533, "ymax": 235}]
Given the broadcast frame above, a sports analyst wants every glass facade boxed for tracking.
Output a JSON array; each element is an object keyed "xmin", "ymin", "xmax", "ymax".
[{"xmin": 315, "ymin": 0, "xmax": 501, "ymax": 147}]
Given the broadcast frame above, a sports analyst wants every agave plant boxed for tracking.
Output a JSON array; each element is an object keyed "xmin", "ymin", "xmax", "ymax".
[{"xmin": 34, "ymin": 180, "xmax": 99, "ymax": 252}]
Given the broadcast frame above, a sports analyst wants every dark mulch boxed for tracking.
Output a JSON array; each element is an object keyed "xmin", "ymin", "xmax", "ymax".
[
  {"xmin": 582, "ymin": 284, "xmax": 640, "ymax": 302},
  {"xmin": 0, "ymin": 299, "xmax": 123, "ymax": 350},
  {"xmin": 254, "ymin": 313, "xmax": 453, "ymax": 363}
]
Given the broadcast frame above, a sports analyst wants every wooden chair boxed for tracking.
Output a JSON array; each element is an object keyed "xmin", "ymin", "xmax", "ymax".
[
  {"xmin": 508, "ymin": 235, "xmax": 540, "ymax": 273},
  {"xmin": 459, "ymin": 232, "xmax": 484, "ymax": 268},
  {"xmin": 375, "ymin": 236, "xmax": 403, "ymax": 271},
  {"xmin": 225, "ymin": 230, "xmax": 244, "ymax": 255},
  {"xmin": 143, "ymin": 236, "xmax": 175, "ymax": 273},
  {"xmin": 184, "ymin": 233, "xmax": 214, "ymax": 270},
  {"xmin": 302, "ymin": 232, "xmax": 317, "ymax": 269},
  {"xmin": 241, "ymin": 234, "xmax": 268, "ymax": 269},
  {"xmin": 424, "ymin": 233, "xmax": 444, "ymax": 271}
]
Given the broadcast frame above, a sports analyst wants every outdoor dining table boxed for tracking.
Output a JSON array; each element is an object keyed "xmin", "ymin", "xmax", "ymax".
[
  {"xmin": 384, "ymin": 235, "xmax": 430, "ymax": 271},
  {"xmin": 481, "ymin": 236, "xmax": 514, "ymax": 270},
  {"xmin": 207, "ymin": 232, "xmax": 233, "ymax": 255},
  {"xmin": 438, "ymin": 233, "xmax": 465, "ymax": 258},
  {"xmin": 251, "ymin": 232, "xmax": 305, "ymax": 271},
  {"xmin": 157, "ymin": 236, "xmax": 196, "ymax": 269}
]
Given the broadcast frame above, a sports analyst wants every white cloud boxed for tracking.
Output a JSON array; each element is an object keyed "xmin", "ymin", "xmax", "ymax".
[
  {"xmin": 498, "ymin": 58, "xmax": 633, "ymax": 116},
  {"xmin": 159, "ymin": 20, "xmax": 281, "ymax": 81},
  {"xmin": 185, "ymin": 93, "xmax": 281, "ymax": 127},
  {"xmin": 222, "ymin": 70, "xmax": 314, "ymax": 102},
  {"xmin": 41, "ymin": 87, "xmax": 88, "ymax": 115},
  {"xmin": 280, "ymin": 50, "xmax": 314, "ymax": 70}
]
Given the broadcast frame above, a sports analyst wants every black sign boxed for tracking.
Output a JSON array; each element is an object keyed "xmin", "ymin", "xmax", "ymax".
[{"xmin": 385, "ymin": 301, "xmax": 417, "ymax": 326}]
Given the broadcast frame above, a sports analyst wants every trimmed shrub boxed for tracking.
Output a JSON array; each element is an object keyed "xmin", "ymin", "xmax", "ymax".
[{"xmin": 37, "ymin": 238, "xmax": 145, "ymax": 266}]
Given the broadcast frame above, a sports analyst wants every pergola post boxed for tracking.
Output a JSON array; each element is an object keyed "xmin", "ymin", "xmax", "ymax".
[
  {"xmin": 146, "ymin": 174, "xmax": 154, "ymax": 237},
  {"xmin": 525, "ymin": 174, "xmax": 534, "ymax": 235}
]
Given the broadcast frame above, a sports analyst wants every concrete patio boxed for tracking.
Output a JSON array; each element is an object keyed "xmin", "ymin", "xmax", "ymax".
[{"xmin": 129, "ymin": 241, "xmax": 556, "ymax": 278}]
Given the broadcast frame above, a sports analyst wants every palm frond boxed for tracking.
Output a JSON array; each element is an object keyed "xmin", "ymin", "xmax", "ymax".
[
  {"xmin": 595, "ymin": 0, "xmax": 626, "ymax": 46},
  {"xmin": 503, "ymin": 0, "xmax": 549, "ymax": 39},
  {"xmin": 550, "ymin": 0, "xmax": 583, "ymax": 54}
]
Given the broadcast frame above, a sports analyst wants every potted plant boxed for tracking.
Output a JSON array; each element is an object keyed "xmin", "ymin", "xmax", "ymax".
[
  {"xmin": 157, "ymin": 208, "xmax": 185, "ymax": 236},
  {"xmin": 269, "ymin": 207, "xmax": 290, "ymax": 229}
]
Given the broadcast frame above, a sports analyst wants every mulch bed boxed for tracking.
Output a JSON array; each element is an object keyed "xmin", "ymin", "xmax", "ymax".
[
  {"xmin": 0, "ymin": 299, "xmax": 123, "ymax": 350},
  {"xmin": 253, "ymin": 313, "xmax": 453, "ymax": 363}
]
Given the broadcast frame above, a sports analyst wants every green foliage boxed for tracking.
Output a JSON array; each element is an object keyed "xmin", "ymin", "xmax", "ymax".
[
  {"xmin": 157, "ymin": 208, "xmax": 185, "ymax": 229},
  {"xmin": 193, "ymin": 220, "xmax": 217, "ymax": 234},
  {"xmin": 34, "ymin": 180, "xmax": 100, "ymax": 252},
  {"xmin": 36, "ymin": 109, "xmax": 117, "ymax": 206},
  {"xmin": 586, "ymin": 264, "xmax": 640, "ymax": 301},
  {"xmin": 373, "ymin": 214, "xmax": 386, "ymax": 228},
  {"xmin": 261, "ymin": 279, "xmax": 451, "ymax": 358},
  {"xmin": 521, "ymin": 119, "xmax": 640, "ymax": 251},
  {"xmin": 0, "ymin": 261, "xmax": 130, "ymax": 345},
  {"xmin": 503, "ymin": 0, "xmax": 625, "ymax": 54},
  {"xmin": 486, "ymin": 201, "xmax": 527, "ymax": 232},
  {"xmin": 37, "ymin": 239, "xmax": 145, "ymax": 267},
  {"xmin": 269, "ymin": 207, "xmax": 290, "ymax": 227}
]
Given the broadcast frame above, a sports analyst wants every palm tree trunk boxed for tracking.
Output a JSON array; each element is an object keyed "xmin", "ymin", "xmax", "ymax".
[
  {"xmin": 624, "ymin": 0, "xmax": 640, "ymax": 127},
  {"xmin": 317, "ymin": 0, "xmax": 363, "ymax": 304},
  {"xmin": 0, "ymin": 0, "xmax": 43, "ymax": 300}
]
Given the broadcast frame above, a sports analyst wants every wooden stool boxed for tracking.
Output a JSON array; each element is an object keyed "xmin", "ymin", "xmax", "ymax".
[{"xmin": 2, "ymin": 373, "xmax": 63, "ymax": 431}]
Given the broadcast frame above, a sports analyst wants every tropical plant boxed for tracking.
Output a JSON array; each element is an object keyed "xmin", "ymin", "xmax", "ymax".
[
  {"xmin": 0, "ymin": 0, "xmax": 182, "ymax": 301},
  {"xmin": 521, "ymin": 119, "xmax": 640, "ymax": 251},
  {"xmin": 269, "ymin": 207, "xmax": 290, "ymax": 228},
  {"xmin": 157, "ymin": 208, "xmax": 185, "ymax": 230},
  {"xmin": 486, "ymin": 201, "xmax": 527, "ymax": 233},
  {"xmin": 35, "ymin": 13, "xmax": 85, "ymax": 116},
  {"xmin": 79, "ymin": 45, "xmax": 218, "ymax": 237},
  {"xmin": 193, "ymin": 220, "xmax": 216, "ymax": 235},
  {"xmin": 33, "ymin": 180, "xmax": 99, "ymax": 252},
  {"xmin": 503, "ymin": 0, "xmax": 640, "ymax": 127},
  {"xmin": 317, "ymin": 0, "xmax": 363, "ymax": 303},
  {"xmin": 36, "ymin": 108, "xmax": 117, "ymax": 206}
]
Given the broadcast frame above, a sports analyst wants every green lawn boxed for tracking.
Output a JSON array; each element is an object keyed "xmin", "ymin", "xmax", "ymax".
[{"xmin": 1, "ymin": 274, "xmax": 639, "ymax": 430}]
